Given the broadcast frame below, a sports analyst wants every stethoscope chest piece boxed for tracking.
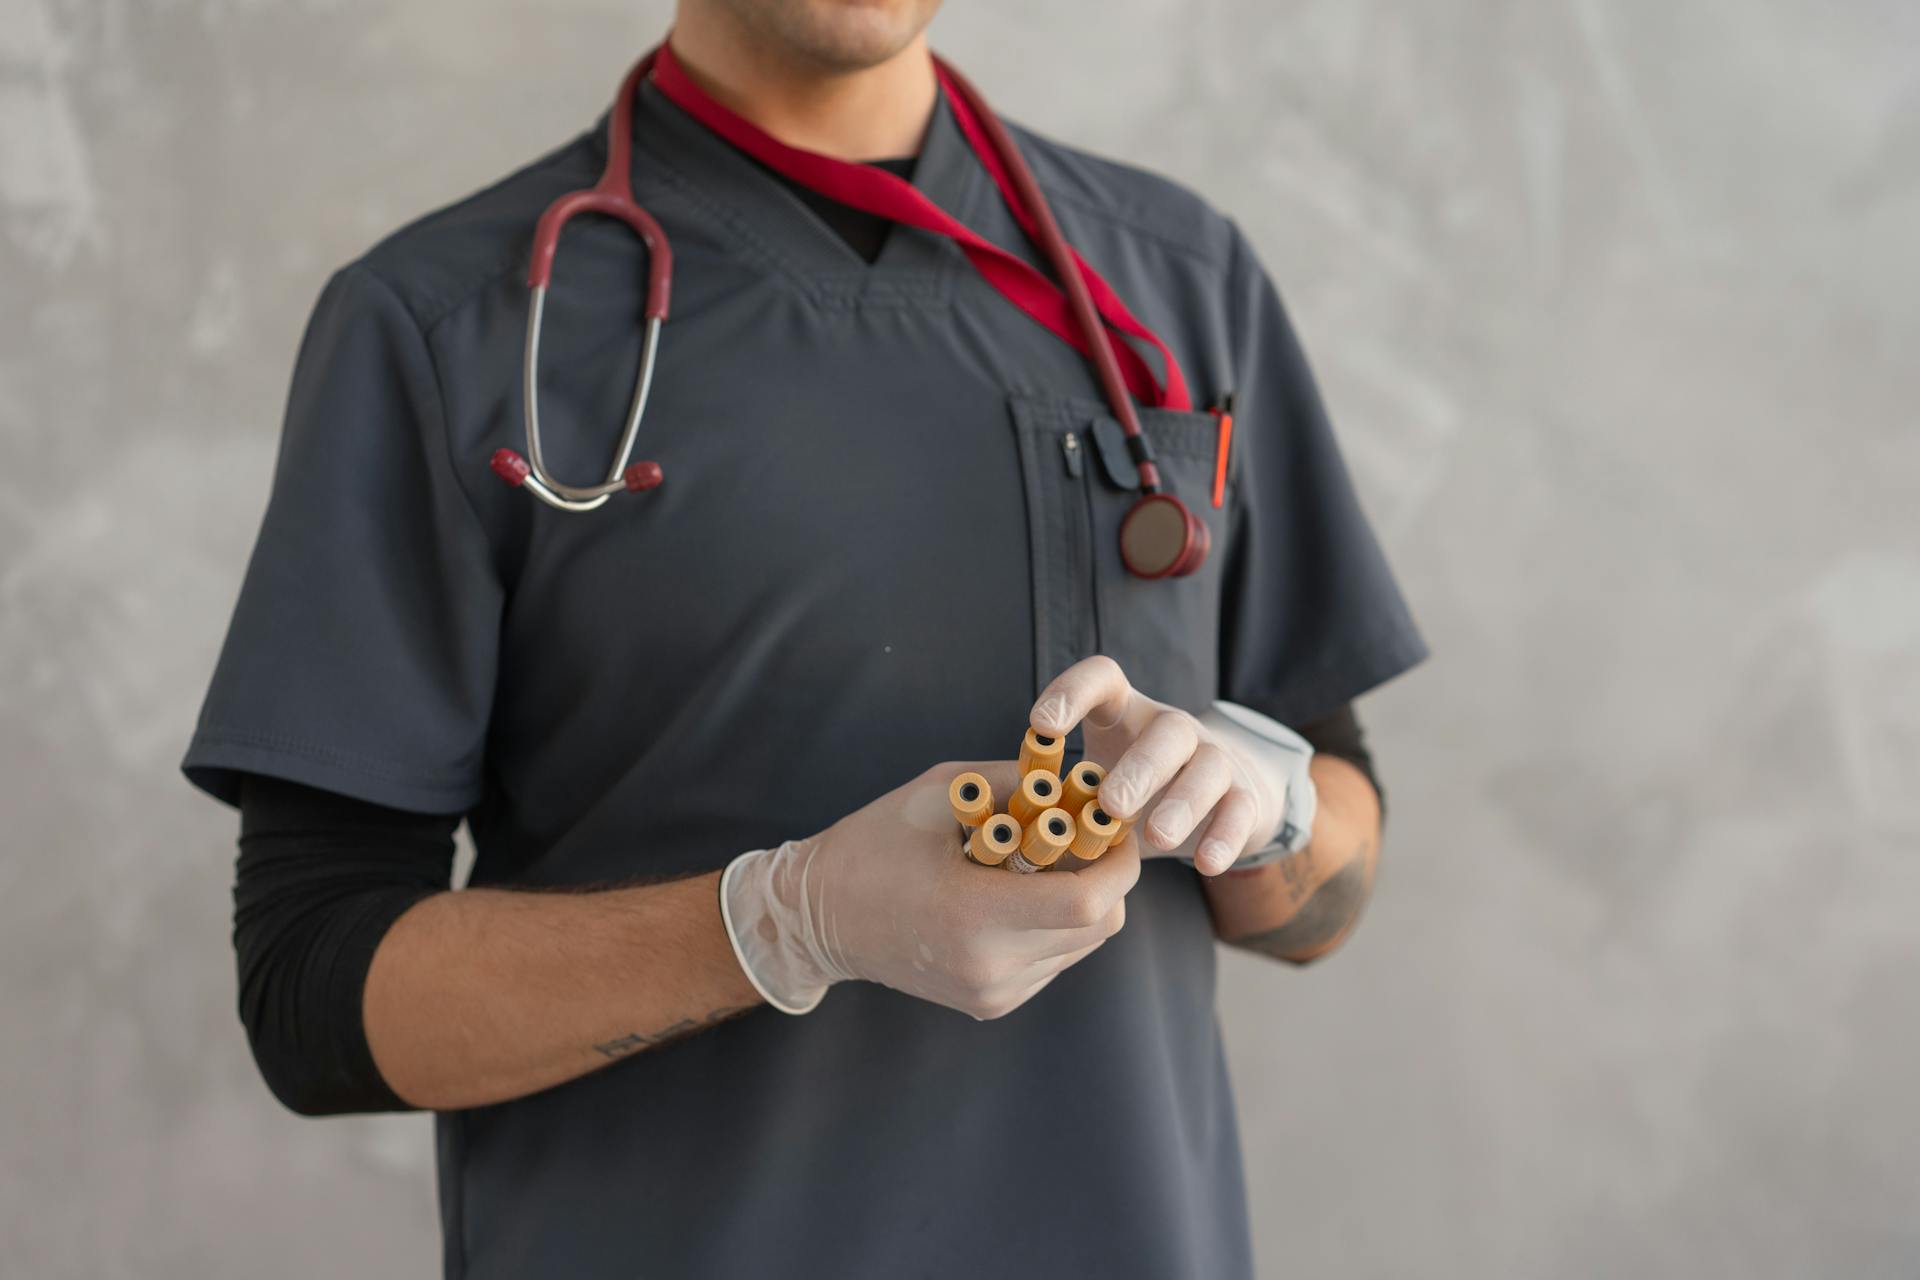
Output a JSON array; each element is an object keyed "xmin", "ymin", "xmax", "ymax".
[{"xmin": 1119, "ymin": 492, "xmax": 1209, "ymax": 579}]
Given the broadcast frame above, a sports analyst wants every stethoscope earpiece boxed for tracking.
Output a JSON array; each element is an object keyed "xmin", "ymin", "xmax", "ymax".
[
  {"xmin": 1119, "ymin": 493, "xmax": 1209, "ymax": 579},
  {"xmin": 491, "ymin": 449, "xmax": 533, "ymax": 487},
  {"xmin": 623, "ymin": 460, "xmax": 665, "ymax": 492}
]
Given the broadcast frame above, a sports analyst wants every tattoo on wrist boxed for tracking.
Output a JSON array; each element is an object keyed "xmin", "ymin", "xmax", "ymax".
[
  {"xmin": 592, "ymin": 1003, "xmax": 758, "ymax": 1059},
  {"xmin": 1234, "ymin": 837, "xmax": 1374, "ymax": 962}
]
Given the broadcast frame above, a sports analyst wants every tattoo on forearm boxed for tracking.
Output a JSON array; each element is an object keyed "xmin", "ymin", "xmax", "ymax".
[
  {"xmin": 592, "ymin": 1003, "xmax": 758, "ymax": 1060},
  {"xmin": 1277, "ymin": 849, "xmax": 1315, "ymax": 907},
  {"xmin": 1234, "ymin": 837, "xmax": 1374, "ymax": 962}
]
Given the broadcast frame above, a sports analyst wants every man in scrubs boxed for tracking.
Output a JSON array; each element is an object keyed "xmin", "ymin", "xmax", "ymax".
[{"xmin": 184, "ymin": 0, "xmax": 1427, "ymax": 1275}]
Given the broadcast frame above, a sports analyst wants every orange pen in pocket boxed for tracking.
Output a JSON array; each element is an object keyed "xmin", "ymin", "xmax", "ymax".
[{"xmin": 1210, "ymin": 393, "xmax": 1234, "ymax": 509}]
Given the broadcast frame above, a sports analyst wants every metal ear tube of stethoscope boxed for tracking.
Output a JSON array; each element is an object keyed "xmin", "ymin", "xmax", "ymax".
[
  {"xmin": 493, "ymin": 296, "xmax": 667, "ymax": 510},
  {"xmin": 493, "ymin": 296, "xmax": 667, "ymax": 511},
  {"xmin": 1006, "ymin": 807, "xmax": 1075, "ymax": 873}
]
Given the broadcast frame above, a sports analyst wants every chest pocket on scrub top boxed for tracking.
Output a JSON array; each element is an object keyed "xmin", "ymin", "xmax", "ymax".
[{"xmin": 1007, "ymin": 393, "xmax": 1236, "ymax": 712}]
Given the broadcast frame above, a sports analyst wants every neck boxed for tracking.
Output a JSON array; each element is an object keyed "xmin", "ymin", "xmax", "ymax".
[{"xmin": 664, "ymin": 17, "xmax": 937, "ymax": 160}]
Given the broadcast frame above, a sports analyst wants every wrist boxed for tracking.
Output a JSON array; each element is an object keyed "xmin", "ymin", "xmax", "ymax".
[
  {"xmin": 1198, "ymin": 701, "xmax": 1317, "ymax": 862},
  {"xmin": 718, "ymin": 841, "xmax": 835, "ymax": 1015}
]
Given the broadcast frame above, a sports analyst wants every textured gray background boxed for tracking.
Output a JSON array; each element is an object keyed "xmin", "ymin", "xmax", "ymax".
[{"xmin": 3, "ymin": 1, "xmax": 1916, "ymax": 1276}]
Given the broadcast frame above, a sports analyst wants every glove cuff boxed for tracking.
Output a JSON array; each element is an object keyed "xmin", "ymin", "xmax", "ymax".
[
  {"xmin": 718, "ymin": 845, "xmax": 831, "ymax": 1016},
  {"xmin": 1198, "ymin": 700, "xmax": 1318, "ymax": 864}
]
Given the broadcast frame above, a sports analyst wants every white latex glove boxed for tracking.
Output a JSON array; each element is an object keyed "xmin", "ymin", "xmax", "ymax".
[
  {"xmin": 720, "ymin": 759, "xmax": 1142, "ymax": 1016},
  {"xmin": 1029, "ymin": 656, "xmax": 1317, "ymax": 876}
]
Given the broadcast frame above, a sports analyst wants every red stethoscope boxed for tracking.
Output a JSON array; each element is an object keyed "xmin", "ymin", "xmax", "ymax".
[{"xmin": 491, "ymin": 41, "xmax": 1209, "ymax": 579}]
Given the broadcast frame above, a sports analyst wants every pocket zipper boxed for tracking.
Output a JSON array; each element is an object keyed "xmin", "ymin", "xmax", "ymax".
[{"xmin": 1059, "ymin": 430, "xmax": 1098, "ymax": 653}]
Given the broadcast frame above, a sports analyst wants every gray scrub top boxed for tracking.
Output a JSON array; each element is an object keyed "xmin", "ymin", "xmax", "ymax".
[{"xmin": 184, "ymin": 75, "xmax": 1427, "ymax": 1280}]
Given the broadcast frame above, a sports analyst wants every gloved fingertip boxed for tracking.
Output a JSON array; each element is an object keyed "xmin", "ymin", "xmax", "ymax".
[
  {"xmin": 1196, "ymin": 840, "xmax": 1233, "ymax": 875},
  {"xmin": 1147, "ymin": 799, "xmax": 1192, "ymax": 848},
  {"xmin": 1031, "ymin": 692, "xmax": 1071, "ymax": 734},
  {"xmin": 1097, "ymin": 783, "xmax": 1135, "ymax": 820}
]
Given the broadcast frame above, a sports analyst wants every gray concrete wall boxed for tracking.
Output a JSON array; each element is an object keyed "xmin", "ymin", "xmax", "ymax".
[{"xmin": 3, "ymin": 1, "xmax": 1915, "ymax": 1276}]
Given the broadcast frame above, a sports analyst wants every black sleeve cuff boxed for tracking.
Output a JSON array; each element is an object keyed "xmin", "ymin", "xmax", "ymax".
[{"xmin": 1294, "ymin": 702, "xmax": 1387, "ymax": 822}]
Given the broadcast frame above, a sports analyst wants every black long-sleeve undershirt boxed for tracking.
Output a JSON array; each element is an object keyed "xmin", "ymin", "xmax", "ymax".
[
  {"xmin": 230, "ymin": 705, "xmax": 1378, "ymax": 1116},
  {"xmin": 232, "ymin": 775, "xmax": 456, "ymax": 1115}
]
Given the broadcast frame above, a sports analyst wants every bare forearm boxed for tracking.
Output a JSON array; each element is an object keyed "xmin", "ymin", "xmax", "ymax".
[
  {"xmin": 363, "ymin": 870, "xmax": 761, "ymax": 1110},
  {"xmin": 1203, "ymin": 754, "xmax": 1382, "ymax": 963}
]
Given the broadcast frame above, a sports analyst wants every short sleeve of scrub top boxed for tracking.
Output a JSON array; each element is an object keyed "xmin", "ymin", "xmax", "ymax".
[
  {"xmin": 1213, "ymin": 221, "xmax": 1428, "ymax": 726},
  {"xmin": 181, "ymin": 265, "xmax": 504, "ymax": 814}
]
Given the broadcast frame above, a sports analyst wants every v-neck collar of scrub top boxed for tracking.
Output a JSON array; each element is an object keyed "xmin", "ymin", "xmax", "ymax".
[{"xmin": 619, "ymin": 73, "xmax": 998, "ymax": 302}]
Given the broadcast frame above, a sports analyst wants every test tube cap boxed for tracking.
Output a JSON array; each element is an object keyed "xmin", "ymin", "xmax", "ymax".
[
  {"xmin": 1018, "ymin": 806, "xmax": 1075, "ymax": 869},
  {"xmin": 949, "ymin": 772, "xmax": 994, "ymax": 828},
  {"xmin": 1061, "ymin": 760, "xmax": 1105, "ymax": 815},
  {"xmin": 1009, "ymin": 769, "xmax": 1061, "ymax": 826},
  {"xmin": 1018, "ymin": 726, "xmax": 1066, "ymax": 778},
  {"xmin": 1069, "ymin": 800, "xmax": 1120, "ymax": 860},
  {"xmin": 966, "ymin": 814, "xmax": 1020, "ymax": 867}
]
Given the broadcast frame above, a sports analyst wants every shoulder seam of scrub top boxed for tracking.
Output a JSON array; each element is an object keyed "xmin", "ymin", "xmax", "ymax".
[
  {"xmin": 362, "ymin": 136, "xmax": 597, "ymax": 334},
  {"xmin": 410, "ymin": 250, "xmax": 533, "ymax": 337},
  {"xmin": 1042, "ymin": 183, "xmax": 1233, "ymax": 273},
  {"xmin": 997, "ymin": 117, "xmax": 1236, "ymax": 266},
  {"xmin": 341, "ymin": 262, "xmax": 503, "ymax": 583}
]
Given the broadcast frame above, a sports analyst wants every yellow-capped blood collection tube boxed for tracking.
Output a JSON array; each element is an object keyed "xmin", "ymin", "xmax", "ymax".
[
  {"xmin": 1018, "ymin": 727, "xmax": 1065, "ymax": 779},
  {"xmin": 1069, "ymin": 800, "xmax": 1121, "ymax": 861},
  {"xmin": 1008, "ymin": 769, "xmax": 1062, "ymax": 826},
  {"xmin": 966, "ymin": 814, "xmax": 1020, "ymax": 867},
  {"xmin": 948, "ymin": 772, "xmax": 994, "ymax": 829},
  {"xmin": 1060, "ymin": 760, "xmax": 1105, "ymax": 815},
  {"xmin": 1008, "ymin": 807, "xmax": 1075, "ymax": 873}
]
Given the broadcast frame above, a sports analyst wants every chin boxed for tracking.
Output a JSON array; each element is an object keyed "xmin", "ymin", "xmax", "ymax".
[{"xmin": 729, "ymin": 0, "xmax": 944, "ymax": 71}]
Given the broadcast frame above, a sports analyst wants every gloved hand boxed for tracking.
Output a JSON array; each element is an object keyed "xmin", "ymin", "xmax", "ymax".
[
  {"xmin": 720, "ymin": 760, "xmax": 1142, "ymax": 1016},
  {"xmin": 1029, "ymin": 656, "xmax": 1317, "ymax": 876}
]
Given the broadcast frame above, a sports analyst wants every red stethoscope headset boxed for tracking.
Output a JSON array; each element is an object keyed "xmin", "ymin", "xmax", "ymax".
[{"xmin": 491, "ymin": 41, "xmax": 1209, "ymax": 579}]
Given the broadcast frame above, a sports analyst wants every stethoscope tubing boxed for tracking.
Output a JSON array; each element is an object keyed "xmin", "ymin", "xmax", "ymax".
[
  {"xmin": 494, "ymin": 52, "xmax": 673, "ymax": 511},
  {"xmin": 497, "ymin": 43, "xmax": 1207, "ymax": 578},
  {"xmin": 932, "ymin": 59, "xmax": 1163, "ymax": 495}
]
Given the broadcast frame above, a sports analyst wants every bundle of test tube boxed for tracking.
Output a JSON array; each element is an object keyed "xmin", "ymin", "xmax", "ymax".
[{"xmin": 948, "ymin": 729, "xmax": 1134, "ymax": 873}]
